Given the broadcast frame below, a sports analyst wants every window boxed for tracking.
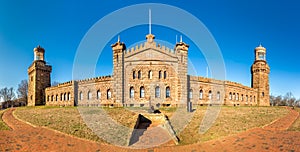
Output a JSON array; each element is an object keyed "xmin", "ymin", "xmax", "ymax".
[
  {"xmin": 208, "ymin": 90, "xmax": 212, "ymax": 100},
  {"xmin": 148, "ymin": 70, "xmax": 152, "ymax": 79},
  {"xmin": 51, "ymin": 95, "xmax": 54, "ymax": 101},
  {"xmin": 47, "ymin": 96, "xmax": 50, "ymax": 101},
  {"xmin": 68, "ymin": 93, "xmax": 71, "ymax": 101},
  {"xmin": 258, "ymin": 52, "xmax": 265, "ymax": 60},
  {"xmin": 64, "ymin": 93, "xmax": 67, "ymax": 101},
  {"xmin": 159, "ymin": 71, "xmax": 162, "ymax": 79},
  {"xmin": 262, "ymin": 92, "xmax": 265, "ymax": 97},
  {"xmin": 233, "ymin": 93, "xmax": 235, "ymax": 101},
  {"xmin": 130, "ymin": 87, "xmax": 134, "ymax": 98},
  {"xmin": 166, "ymin": 87, "xmax": 170, "ymax": 98},
  {"xmin": 97, "ymin": 90, "xmax": 101, "ymax": 100},
  {"xmin": 236, "ymin": 93, "xmax": 239, "ymax": 101},
  {"xmin": 79, "ymin": 92, "xmax": 83, "ymax": 100},
  {"xmin": 217, "ymin": 91, "xmax": 220, "ymax": 100},
  {"xmin": 155, "ymin": 86, "xmax": 160, "ymax": 98},
  {"xmin": 189, "ymin": 89, "xmax": 193, "ymax": 99},
  {"xmin": 133, "ymin": 71, "xmax": 136, "ymax": 79},
  {"xmin": 250, "ymin": 96, "xmax": 252, "ymax": 102},
  {"xmin": 254, "ymin": 96, "xmax": 256, "ymax": 102},
  {"xmin": 61, "ymin": 93, "xmax": 63, "ymax": 101},
  {"xmin": 199, "ymin": 90, "xmax": 203, "ymax": 99},
  {"xmin": 140, "ymin": 87, "xmax": 145, "ymax": 98},
  {"xmin": 107, "ymin": 89, "xmax": 111, "ymax": 99},
  {"xmin": 56, "ymin": 95, "xmax": 58, "ymax": 101},
  {"xmin": 138, "ymin": 70, "xmax": 141, "ymax": 79},
  {"xmin": 164, "ymin": 71, "xmax": 167, "ymax": 79},
  {"xmin": 246, "ymin": 95, "xmax": 248, "ymax": 102},
  {"xmin": 229, "ymin": 92, "xmax": 232, "ymax": 100},
  {"xmin": 88, "ymin": 91, "xmax": 92, "ymax": 100},
  {"xmin": 31, "ymin": 76, "xmax": 33, "ymax": 81},
  {"xmin": 241, "ymin": 94, "xmax": 244, "ymax": 101}
]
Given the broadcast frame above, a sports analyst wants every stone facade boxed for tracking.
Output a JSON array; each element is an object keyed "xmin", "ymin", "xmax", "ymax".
[{"xmin": 28, "ymin": 33, "xmax": 270, "ymax": 107}]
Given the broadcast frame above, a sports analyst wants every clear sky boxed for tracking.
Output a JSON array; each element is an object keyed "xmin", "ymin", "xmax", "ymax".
[{"xmin": 0, "ymin": 0, "xmax": 299, "ymax": 99}]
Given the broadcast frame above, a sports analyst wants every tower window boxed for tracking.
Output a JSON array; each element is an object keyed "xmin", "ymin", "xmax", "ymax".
[
  {"xmin": 236, "ymin": 93, "xmax": 239, "ymax": 101},
  {"xmin": 148, "ymin": 70, "xmax": 152, "ymax": 79},
  {"xmin": 155, "ymin": 86, "xmax": 160, "ymax": 98},
  {"xmin": 68, "ymin": 93, "xmax": 71, "ymax": 101},
  {"xmin": 229, "ymin": 92, "xmax": 232, "ymax": 100},
  {"xmin": 164, "ymin": 71, "xmax": 167, "ymax": 79},
  {"xmin": 140, "ymin": 87, "xmax": 145, "ymax": 98},
  {"xmin": 166, "ymin": 87, "xmax": 170, "ymax": 98},
  {"xmin": 79, "ymin": 92, "xmax": 83, "ymax": 100},
  {"xmin": 138, "ymin": 70, "xmax": 141, "ymax": 79},
  {"xmin": 133, "ymin": 71, "xmax": 136, "ymax": 79},
  {"xmin": 262, "ymin": 92, "xmax": 265, "ymax": 97},
  {"xmin": 159, "ymin": 71, "xmax": 162, "ymax": 79},
  {"xmin": 258, "ymin": 52, "xmax": 265, "ymax": 60},
  {"xmin": 130, "ymin": 87, "xmax": 134, "ymax": 98}
]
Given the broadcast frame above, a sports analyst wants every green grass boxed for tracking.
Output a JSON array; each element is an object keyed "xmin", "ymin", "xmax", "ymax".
[
  {"xmin": 0, "ymin": 109, "xmax": 10, "ymax": 130},
  {"xmin": 288, "ymin": 107, "xmax": 300, "ymax": 131},
  {"xmin": 178, "ymin": 106, "xmax": 288, "ymax": 145},
  {"xmin": 13, "ymin": 106, "xmax": 290, "ymax": 145},
  {"xmin": 15, "ymin": 106, "xmax": 102, "ymax": 142}
]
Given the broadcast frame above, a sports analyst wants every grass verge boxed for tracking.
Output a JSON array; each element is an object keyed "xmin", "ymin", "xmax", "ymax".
[
  {"xmin": 0, "ymin": 109, "xmax": 10, "ymax": 130},
  {"xmin": 178, "ymin": 106, "xmax": 288, "ymax": 145},
  {"xmin": 288, "ymin": 107, "xmax": 300, "ymax": 131}
]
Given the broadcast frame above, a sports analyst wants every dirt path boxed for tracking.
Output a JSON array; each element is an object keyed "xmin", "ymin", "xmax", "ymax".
[{"xmin": 0, "ymin": 107, "xmax": 299, "ymax": 152}]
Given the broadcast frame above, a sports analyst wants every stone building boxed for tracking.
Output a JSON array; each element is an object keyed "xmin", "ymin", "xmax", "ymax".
[{"xmin": 27, "ymin": 33, "xmax": 270, "ymax": 107}]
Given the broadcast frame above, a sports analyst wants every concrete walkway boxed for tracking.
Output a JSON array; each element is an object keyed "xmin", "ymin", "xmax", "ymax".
[{"xmin": 0, "ymin": 107, "xmax": 300, "ymax": 152}]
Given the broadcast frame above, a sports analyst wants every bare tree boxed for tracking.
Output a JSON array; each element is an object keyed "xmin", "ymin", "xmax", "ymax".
[
  {"xmin": 284, "ymin": 92, "xmax": 296, "ymax": 107},
  {"xmin": 17, "ymin": 80, "xmax": 28, "ymax": 105},
  {"xmin": 0, "ymin": 87, "xmax": 16, "ymax": 108}
]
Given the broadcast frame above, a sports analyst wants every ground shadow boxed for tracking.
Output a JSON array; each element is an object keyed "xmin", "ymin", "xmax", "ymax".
[{"xmin": 128, "ymin": 114, "xmax": 152, "ymax": 145}]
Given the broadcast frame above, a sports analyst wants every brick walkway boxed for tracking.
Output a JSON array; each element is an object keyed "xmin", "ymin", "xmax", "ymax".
[{"xmin": 0, "ymin": 107, "xmax": 300, "ymax": 152}]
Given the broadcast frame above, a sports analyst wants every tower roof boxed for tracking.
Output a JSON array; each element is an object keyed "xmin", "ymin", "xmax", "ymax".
[{"xmin": 33, "ymin": 45, "xmax": 45, "ymax": 53}]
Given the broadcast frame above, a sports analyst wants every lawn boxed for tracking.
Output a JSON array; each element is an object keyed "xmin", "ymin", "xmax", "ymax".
[
  {"xmin": 0, "ymin": 109, "xmax": 10, "ymax": 130},
  {"xmin": 14, "ymin": 106, "xmax": 290, "ymax": 145},
  {"xmin": 288, "ymin": 107, "xmax": 300, "ymax": 131},
  {"xmin": 178, "ymin": 106, "xmax": 288, "ymax": 145}
]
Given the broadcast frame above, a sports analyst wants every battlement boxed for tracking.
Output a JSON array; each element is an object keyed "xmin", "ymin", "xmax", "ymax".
[
  {"xmin": 77, "ymin": 75, "xmax": 112, "ymax": 84},
  {"xmin": 124, "ymin": 41, "xmax": 175, "ymax": 57},
  {"xmin": 189, "ymin": 75, "xmax": 224, "ymax": 85}
]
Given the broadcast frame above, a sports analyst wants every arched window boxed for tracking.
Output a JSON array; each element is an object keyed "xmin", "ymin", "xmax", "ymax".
[
  {"xmin": 133, "ymin": 71, "xmax": 136, "ymax": 79},
  {"xmin": 208, "ymin": 90, "xmax": 212, "ymax": 100},
  {"xmin": 47, "ymin": 95, "xmax": 50, "ymax": 101},
  {"xmin": 233, "ymin": 93, "xmax": 236, "ymax": 101},
  {"xmin": 217, "ymin": 91, "xmax": 220, "ymax": 100},
  {"xmin": 236, "ymin": 93, "xmax": 239, "ymax": 101},
  {"xmin": 79, "ymin": 92, "xmax": 83, "ymax": 100},
  {"xmin": 250, "ymin": 96, "xmax": 252, "ymax": 102},
  {"xmin": 164, "ymin": 71, "xmax": 167, "ymax": 79},
  {"xmin": 140, "ymin": 87, "xmax": 145, "ymax": 98},
  {"xmin": 138, "ymin": 70, "xmax": 141, "ymax": 79},
  {"xmin": 166, "ymin": 87, "xmax": 170, "ymax": 98},
  {"xmin": 159, "ymin": 71, "xmax": 162, "ymax": 79},
  {"xmin": 199, "ymin": 90, "xmax": 203, "ymax": 99},
  {"xmin": 51, "ymin": 95, "xmax": 54, "ymax": 101},
  {"xmin": 189, "ymin": 89, "xmax": 193, "ymax": 99},
  {"xmin": 64, "ymin": 93, "xmax": 67, "ymax": 101},
  {"xmin": 254, "ymin": 96, "xmax": 256, "ymax": 102},
  {"xmin": 68, "ymin": 93, "xmax": 71, "ymax": 101},
  {"xmin": 130, "ymin": 87, "xmax": 134, "ymax": 98},
  {"xmin": 87, "ymin": 91, "xmax": 92, "ymax": 100},
  {"xmin": 241, "ymin": 94, "xmax": 244, "ymax": 101},
  {"xmin": 107, "ymin": 89, "xmax": 111, "ymax": 99},
  {"xmin": 229, "ymin": 92, "xmax": 232, "ymax": 100},
  {"xmin": 155, "ymin": 86, "xmax": 160, "ymax": 98},
  {"xmin": 246, "ymin": 95, "xmax": 248, "ymax": 102},
  {"xmin": 97, "ymin": 90, "xmax": 101, "ymax": 100},
  {"xmin": 56, "ymin": 95, "xmax": 58, "ymax": 101},
  {"xmin": 61, "ymin": 93, "xmax": 63, "ymax": 101},
  {"xmin": 262, "ymin": 92, "xmax": 265, "ymax": 97},
  {"xmin": 148, "ymin": 70, "xmax": 152, "ymax": 79}
]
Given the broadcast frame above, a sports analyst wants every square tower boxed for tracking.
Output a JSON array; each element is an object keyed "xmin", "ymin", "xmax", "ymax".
[{"xmin": 27, "ymin": 45, "xmax": 52, "ymax": 106}]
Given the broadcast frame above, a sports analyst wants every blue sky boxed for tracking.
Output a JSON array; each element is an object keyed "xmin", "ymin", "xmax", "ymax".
[{"xmin": 0, "ymin": 0, "xmax": 299, "ymax": 99}]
